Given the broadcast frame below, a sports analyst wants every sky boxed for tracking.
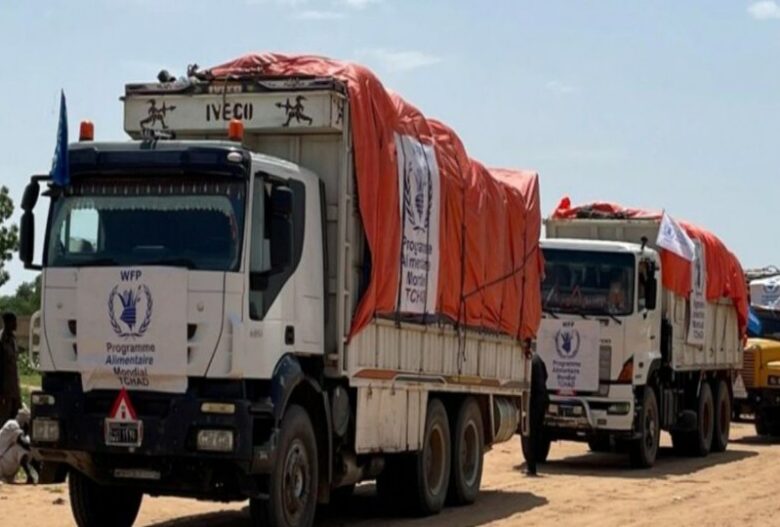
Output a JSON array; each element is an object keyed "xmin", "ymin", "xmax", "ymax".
[{"xmin": 1, "ymin": 0, "xmax": 779, "ymax": 294}]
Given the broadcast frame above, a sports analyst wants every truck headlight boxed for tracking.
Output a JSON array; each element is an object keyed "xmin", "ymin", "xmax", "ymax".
[
  {"xmin": 769, "ymin": 376, "xmax": 780, "ymax": 386},
  {"xmin": 196, "ymin": 429, "xmax": 234, "ymax": 452},
  {"xmin": 32, "ymin": 419, "xmax": 60, "ymax": 443},
  {"xmin": 201, "ymin": 402, "xmax": 235, "ymax": 415},
  {"xmin": 548, "ymin": 404, "xmax": 559, "ymax": 416},
  {"xmin": 32, "ymin": 393, "xmax": 55, "ymax": 406},
  {"xmin": 607, "ymin": 402, "xmax": 631, "ymax": 415}
]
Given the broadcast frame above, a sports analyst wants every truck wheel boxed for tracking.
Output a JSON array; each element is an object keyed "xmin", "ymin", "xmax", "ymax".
[
  {"xmin": 711, "ymin": 380, "xmax": 731, "ymax": 453},
  {"xmin": 69, "ymin": 470, "xmax": 142, "ymax": 527},
  {"xmin": 410, "ymin": 398, "xmax": 451, "ymax": 516},
  {"xmin": 521, "ymin": 433, "xmax": 551, "ymax": 464},
  {"xmin": 251, "ymin": 404, "xmax": 318, "ymax": 527},
  {"xmin": 693, "ymin": 382, "xmax": 715, "ymax": 457},
  {"xmin": 448, "ymin": 397, "xmax": 484, "ymax": 506},
  {"xmin": 630, "ymin": 389, "xmax": 660, "ymax": 468}
]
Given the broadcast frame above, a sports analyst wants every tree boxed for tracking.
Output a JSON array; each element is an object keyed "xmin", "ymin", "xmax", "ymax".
[
  {"xmin": 0, "ymin": 276, "xmax": 41, "ymax": 316},
  {"xmin": 0, "ymin": 185, "xmax": 19, "ymax": 288}
]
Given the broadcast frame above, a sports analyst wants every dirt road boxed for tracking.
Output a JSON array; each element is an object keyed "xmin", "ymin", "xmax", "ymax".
[{"xmin": 2, "ymin": 422, "xmax": 777, "ymax": 527}]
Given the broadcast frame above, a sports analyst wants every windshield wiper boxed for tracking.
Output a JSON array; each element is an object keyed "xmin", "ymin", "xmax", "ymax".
[
  {"xmin": 605, "ymin": 313, "xmax": 623, "ymax": 325},
  {"xmin": 542, "ymin": 308, "xmax": 559, "ymax": 319}
]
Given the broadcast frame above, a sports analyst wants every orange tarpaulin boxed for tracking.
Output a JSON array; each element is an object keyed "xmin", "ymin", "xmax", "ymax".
[
  {"xmin": 208, "ymin": 54, "xmax": 542, "ymax": 340},
  {"xmin": 552, "ymin": 198, "xmax": 748, "ymax": 337}
]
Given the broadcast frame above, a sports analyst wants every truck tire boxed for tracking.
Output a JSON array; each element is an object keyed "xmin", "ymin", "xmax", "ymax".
[
  {"xmin": 448, "ymin": 397, "xmax": 484, "ymax": 506},
  {"xmin": 411, "ymin": 398, "xmax": 452, "ymax": 516},
  {"xmin": 711, "ymin": 380, "xmax": 731, "ymax": 453},
  {"xmin": 630, "ymin": 388, "xmax": 660, "ymax": 468},
  {"xmin": 693, "ymin": 382, "xmax": 715, "ymax": 457},
  {"xmin": 520, "ymin": 433, "xmax": 551, "ymax": 464},
  {"xmin": 251, "ymin": 404, "xmax": 318, "ymax": 527},
  {"xmin": 69, "ymin": 470, "xmax": 142, "ymax": 527}
]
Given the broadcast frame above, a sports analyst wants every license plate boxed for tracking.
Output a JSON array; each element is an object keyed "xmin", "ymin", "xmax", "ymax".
[
  {"xmin": 105, "ymin": 419, "xmax": 143, "ymax": 448},
  {"xmin": 114, "ymin": 468, "xmax": 160, "ymax": 480}
]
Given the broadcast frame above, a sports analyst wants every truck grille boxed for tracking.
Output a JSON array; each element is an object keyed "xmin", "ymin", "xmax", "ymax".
[
  {"xmin": 597, "ymin": 344, "xmax": 612, "ymax": 396},
  {"xmin": 599, "ymin": 344, "xmax": 612, "ymax": 381},
  {"xmin": 742, "ymin": 349, "xmax": 755, "ymax": 388}
]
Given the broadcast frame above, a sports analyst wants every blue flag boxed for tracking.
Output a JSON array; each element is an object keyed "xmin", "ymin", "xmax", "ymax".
[{"xmin": 50, "ymin": 90, "xmax": 69, "ymax": 187}]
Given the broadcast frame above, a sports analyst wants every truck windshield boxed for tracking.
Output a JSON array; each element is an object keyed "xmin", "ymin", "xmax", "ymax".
[
  {"xmin": 751, "ymin": 307, "xmax": 780, "ymax": 340},
  {"xmin": 542, "ymin": 249, "xmax": 635, "ymax": 316},
  {"xmin": 45, "ymin": 178, "xmax": 246, "ymax": 271}
]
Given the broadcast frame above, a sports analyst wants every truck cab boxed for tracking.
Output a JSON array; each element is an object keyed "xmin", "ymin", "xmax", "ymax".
[
  {"xmin": 537, "ymin": 208, "xmax": 742, "ymax": 468},
  {"xmin": 539, "ymin": 239, "xmax": 660, "ymax": 439},
  {"xmin": 23, "ymin": 138, "xmax": 325, "ymax": 497}
]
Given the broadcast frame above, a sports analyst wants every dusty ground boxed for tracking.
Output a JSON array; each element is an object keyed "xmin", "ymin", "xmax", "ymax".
[{"xmin": 2, "ymin": 422, "xmax": 778, "ymax": 527}]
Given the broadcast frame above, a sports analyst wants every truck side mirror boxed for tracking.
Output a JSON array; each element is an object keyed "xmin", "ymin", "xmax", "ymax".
[
  {"xmin": 269, "ymin": 186, "xmax": 293, "ymax": 271},
  {"xmin": 19, "ymin": 180, "xmax": 41, "ymax": 270},
  {"xmin": 19, "ymin": 210, "xmax": 36, "ymax": 269},
  {"xmin": 21, "ymin": 180, "xmax": 40, "ymax": 211}
]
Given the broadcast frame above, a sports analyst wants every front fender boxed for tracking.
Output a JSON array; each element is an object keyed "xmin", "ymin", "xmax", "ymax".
[
  {"xmin": 633, "ymin": 351, "xmax": 663, "ymax": 386},
  {"xmin": 269, "ymin": 354, "xmax": 333, "ymax": 490}
]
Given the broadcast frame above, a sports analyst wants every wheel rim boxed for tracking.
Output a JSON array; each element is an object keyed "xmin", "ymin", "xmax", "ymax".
[
  {"xmin": 425, "ymin": 422, "xmax": 446, "ymax": 496},
  {"xmin": 460, "ymin": 420, "xmax": 480, "ymax": 488},
  {"xmin": 282, "ymin": 438, "xmax": 310, "ymax": 525}
]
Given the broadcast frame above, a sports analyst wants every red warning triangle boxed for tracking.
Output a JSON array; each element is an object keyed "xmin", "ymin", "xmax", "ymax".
[{"xmin": 109, "ymin": 388, "xmax": 138, "ymax": 422}]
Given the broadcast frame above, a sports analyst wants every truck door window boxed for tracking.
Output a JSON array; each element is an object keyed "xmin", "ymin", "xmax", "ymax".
[{"xmin": 248, "ymin": 175, "xmax": 306, "ymax": 320}]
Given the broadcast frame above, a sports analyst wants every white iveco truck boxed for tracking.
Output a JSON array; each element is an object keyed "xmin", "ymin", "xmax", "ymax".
[
  {"xmin": 20, "ymin": 72, "xmax": 530, "ymax": 527},
  {"xmin": 528, "ymin": 216, "xmax": 741, "ymax": 468}
]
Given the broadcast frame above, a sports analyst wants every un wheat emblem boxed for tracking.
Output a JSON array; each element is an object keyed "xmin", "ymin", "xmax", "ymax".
[
  {"xmin": 108, "ymin": 285, "xmax": 153, "ymax": 339},
  {"xmin": 403, "ymin": 161, "xmax": 433, "ymax": 233}
]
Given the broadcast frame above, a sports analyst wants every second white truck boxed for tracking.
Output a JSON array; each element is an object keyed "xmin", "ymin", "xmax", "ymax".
[{"xmin": 527, "ymin": 203, "xmax": 745, "ymax": 467}]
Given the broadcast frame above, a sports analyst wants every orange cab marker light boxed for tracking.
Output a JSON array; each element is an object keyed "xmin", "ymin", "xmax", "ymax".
[
  {"xmin": 79, "ymin": 120, "xmax": 94, "ymax": 141},
  {"xmin": 228, "ymin": 119, "xmax": 244, "ymax": 142}
]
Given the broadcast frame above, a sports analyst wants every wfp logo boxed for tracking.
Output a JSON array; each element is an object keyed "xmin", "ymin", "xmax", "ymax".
[
  {"xmin": 403, "ymin": 160, "xmax": 432, "ymax": 233},
  {"xmin": 108, "ymin": 285, "xmax": 153, "ymax": 339},
  {"xmin": 763, "ymin": 279, "xmax": 780, "ymax": 294},
  {"xmin": 554, "ymin": 328, "xmax": 580, "ymax": 359}
]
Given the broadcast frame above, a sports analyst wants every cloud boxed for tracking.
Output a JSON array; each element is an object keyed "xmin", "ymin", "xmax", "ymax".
[
  {"xmin": 546, "ymin": 80, "xmax": 576, "ymax": 94},
  {"xmin": 748, "ymin": 1, "xmax": 780, "ymax": 20},
  {"xmin": 341, "ymin": 0, "xmax": 382, "ymax": 9},
  {"xmin": 356, "ymin": 48, "xmax": 442, "ymax": 72},
  {"xmin": 295, "ymin": 9, "xmax": 346, "ymax": 19}
]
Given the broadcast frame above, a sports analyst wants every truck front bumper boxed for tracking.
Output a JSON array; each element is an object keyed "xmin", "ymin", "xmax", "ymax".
[
  {"xmin": 545, "ymin": 386, "xmax": 636, "ymax": 440},
  {"xmin": 30, "ymin": 374, "xmax": 278, "ymax": 500}
]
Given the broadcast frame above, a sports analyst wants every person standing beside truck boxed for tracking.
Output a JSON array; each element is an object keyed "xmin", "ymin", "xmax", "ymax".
[
  {"xmin": 0, "ymin": 313, "xmax": 21, "ymax": 423},
  {"xmin": 525, "ymin": 351, "xmax": 549, "ymax": 476}
]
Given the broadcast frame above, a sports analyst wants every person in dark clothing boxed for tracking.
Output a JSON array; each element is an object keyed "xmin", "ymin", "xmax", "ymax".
[
  {"xmin": 0, "ymin": 313, "xmax": 21, "ymax": 424},
  {"xmin": 525, "ymin": 352, "xmax": 549, "ymax": 476}
]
